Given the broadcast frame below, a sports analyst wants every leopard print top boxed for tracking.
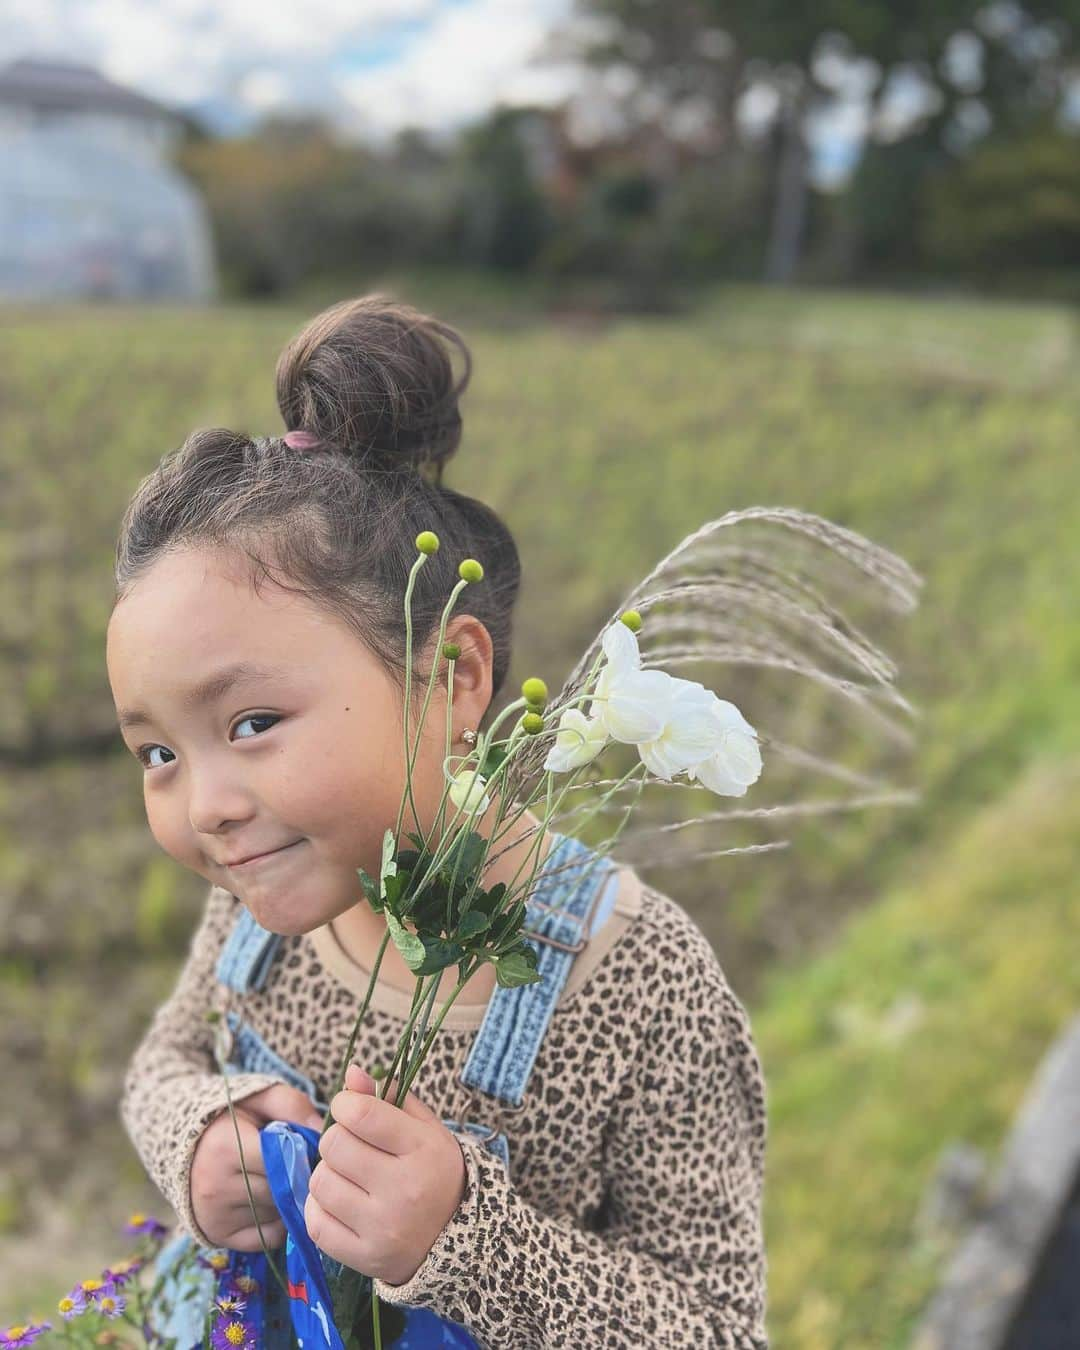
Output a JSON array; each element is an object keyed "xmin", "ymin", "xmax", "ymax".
[{"xmin": 120, "ymin": 861, "xmax": 770, "ymax": 1348}]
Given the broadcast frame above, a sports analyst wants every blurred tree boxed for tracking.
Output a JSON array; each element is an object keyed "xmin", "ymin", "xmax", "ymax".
[
  {"xmin": 920, "ymin": 118, "xmax": 1080, "ymax": 273},
  {"xmin": 452, "ymin": 107, "xmax": 559, "ymax": 270},
  {"xmin": 563, "ymin": 1, "xmax": 1080, "ymax": 281},
  {"xmin": 178, "ymin": 121, "xmax": 460, "ymax": 295}
]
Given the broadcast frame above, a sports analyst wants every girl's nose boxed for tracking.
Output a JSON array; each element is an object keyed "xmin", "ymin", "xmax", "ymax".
[{"xmin": 187, "ymin": 770, "xmax": 255, "ymax": 837}]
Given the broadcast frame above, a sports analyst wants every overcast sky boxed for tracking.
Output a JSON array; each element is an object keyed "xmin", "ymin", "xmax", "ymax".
[
  {"xmin": 3, "ymin": 0, "xmax": 926, "ymax": 185},
  {"xmin": 1, "ymin": 0, "xmax": 590, "ymax": 145}
]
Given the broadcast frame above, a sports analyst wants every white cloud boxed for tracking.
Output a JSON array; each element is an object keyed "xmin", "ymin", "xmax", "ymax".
[
  {"xmin": 335, "ymin": 0, "xmax": 580, "ymax": 144},
  {"xmin": 0, "ymin": 0, "xmax": 578, "ymax": 139}
]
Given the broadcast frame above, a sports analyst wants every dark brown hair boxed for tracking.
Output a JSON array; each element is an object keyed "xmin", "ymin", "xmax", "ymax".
[{"xmin": 113, "ymin": 294, "xmax": 522, "ymax": 727}]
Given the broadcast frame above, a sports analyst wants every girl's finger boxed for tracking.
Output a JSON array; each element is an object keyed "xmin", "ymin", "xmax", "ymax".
[
  {"xmin": 316, "ymin": 1126, "xmax": 387, "ymax": 1191},
  {"xmin": 228, "ymin": 1153, "xmax": 269, "ymax": 1178},
  {"xmin": 225, "ymin": 1196, "xmax": 280, "ymax": 1224},
  {"xmin": 330, "ymin": 1086, "xmax": 425, "ymax": 1157},
  {"xmin": 227, "ymin": 1220, "xmax": 286, "ymax": 1253},
  {"xmin": 309, "ymin": 1157, "xmax": 371, "ymax": 1220},
  {"xmin": 304, "ymin": 1191, "xmax": 367, "ymax": 1273}
]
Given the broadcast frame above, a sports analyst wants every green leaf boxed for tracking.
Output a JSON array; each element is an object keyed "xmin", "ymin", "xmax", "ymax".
[
  {"xmin": 440, "ymin": 829, "xmax": 486, "ymax": 883},
  {"xmin": 379, "ymin": 827, "xmax": 397, "ymax": 885},
  {"xmin": 406, "ymin": 832, "xmax": 427, "ymax": 851},
  {"xmin": 413, "ymin": 937, "xmax": 467, "ymax": 976},
  {"xmin": 494, "ymin": 950, "xmax": 544, "ymax": 988},
  {"xmin": 356, "ymin": 867, "xmax": 380, "ymax": 907},
  {"xmin": 455, "ymin": 909, "xmax": 491, "ymax": 941},
  {"xmin": 490, "ymin": 898, "xmax": 527, "ymax": 943},
  {"xmin": 386, "ymin": 912, "xmax": 426, "ymax": 970},
  {"xmin": 470, "ymin": 881, "xmax": 506, "ymax": 917},
  {"xmin": 479, "ymin": 743, "xmax": 510, "ymax": 778},
  {"xmin": 407, "ymin": 879, "xmax": 450, "ymax": 930},
  {"xmin": 383, "ymin": 870, "xmax": 410, "ymax": 909}
]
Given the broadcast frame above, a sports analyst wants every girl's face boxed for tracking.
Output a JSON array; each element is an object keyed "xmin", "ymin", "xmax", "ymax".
[{"xmin": 106, "ymin": 544, "xmax": 493, "ymax": 936}]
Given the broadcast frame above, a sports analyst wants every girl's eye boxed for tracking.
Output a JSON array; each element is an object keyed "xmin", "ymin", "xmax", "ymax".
[
  {"xmin": 232, "ymin": 713, "xmax": 281, "ymax": 742},
  {"xmin": 135, "ymin": 714, "xmax": 281, "ymax": 770}
]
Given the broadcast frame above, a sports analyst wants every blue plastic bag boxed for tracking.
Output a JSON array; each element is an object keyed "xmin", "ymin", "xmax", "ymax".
[{"xmin": 255, "ymin": 1119, "xmax": 481, "ymax": 1349}]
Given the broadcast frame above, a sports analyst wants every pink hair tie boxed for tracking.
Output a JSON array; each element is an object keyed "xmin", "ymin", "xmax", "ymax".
[{"xmin": 283, "ymin": 429, "xmax": 322, "ymax": 450}]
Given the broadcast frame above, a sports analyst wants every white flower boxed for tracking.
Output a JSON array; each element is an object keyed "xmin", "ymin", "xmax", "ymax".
[
  {"xmin": 583, "ymin": 618, "xmax": 763, "ymax": 796},
  {"xmin": 589, "ymin": 621, "xmax": 670, "ymax": 743},
  {"xmin": 686, "ymin": 699, "xmax": 763, "ymax": 797},
  {"xmin": 543, "ymin": 706, "xmax": 609, "ymax": 773},
  {"xmin": 635, "ymin": 678, "xmax": 725, "ymax": 780},
  {"xmin": 590, "ymin": 620, "xmax": 641, "ymax": 715},
  {"xmin": 446, "ymin": 765, "xmax": 492, "ymax": 816}
]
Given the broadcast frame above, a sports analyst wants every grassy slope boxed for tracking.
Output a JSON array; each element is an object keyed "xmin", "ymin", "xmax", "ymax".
[
  {"xmin": 758, "ymin": 750, "xmax": 1080, "ymax": 1348},
  {"xmin": 2, "ymin": 278, "xmax": 1078, "ymax": 1342}
]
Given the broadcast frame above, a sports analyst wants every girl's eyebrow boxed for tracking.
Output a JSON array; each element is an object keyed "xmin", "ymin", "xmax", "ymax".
[{"xmin": 116, "ymin": 661, "xmax": 288, "ymax": 731}]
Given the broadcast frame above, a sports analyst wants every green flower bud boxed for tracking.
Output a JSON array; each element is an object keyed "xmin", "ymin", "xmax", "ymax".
[
  {"xmin": 369, "ymin": 1062, "xmax": 388, "ymax": 1080},
  {"xmin": 415, "ymin": 531, "xmax": 440, "ymax": 554},
  {"xmin": 442, "ymin": 641, "xmax": 461, "ymax": 661},
  {"xmin": 459, "ymin": 558, "xmax": 484, "ymax": 583},
  {"xmin": 620, "ymin": 609, "xmax": 642, "ymax": 632},
  {"xmin": 204, "ymin": 1010, "xmax": 222, "ymax": 1024},
  {"xmin": 521, "ymin": 677, "xmax": 548, "ymax": 705},
  {"xmin": 522, "ymin": 712, "xmax": 545, "ymax": 734}
]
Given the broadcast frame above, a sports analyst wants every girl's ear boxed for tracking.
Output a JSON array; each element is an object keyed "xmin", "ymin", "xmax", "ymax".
[{"xmin": 440, "ymin": 614, "xmax": 494, "ymax": 725}]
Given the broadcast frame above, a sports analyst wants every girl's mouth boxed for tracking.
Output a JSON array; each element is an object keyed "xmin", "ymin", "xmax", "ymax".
[{"xmin": 229, "ymin": 839, "xmax": 304, "ymax": 869}]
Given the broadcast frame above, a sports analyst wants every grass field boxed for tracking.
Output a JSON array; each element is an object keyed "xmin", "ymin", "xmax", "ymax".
[{"xmin": 2, "ymin": 275, "xmax": 1078, "ymax": 1345}]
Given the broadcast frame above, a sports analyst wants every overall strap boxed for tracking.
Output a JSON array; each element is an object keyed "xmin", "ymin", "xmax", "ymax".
[
  {"xmin": 215, "ymin": 900, "xmax": 285, "ymax": 993},
  {"xmin": 458, "ymin": 833, "xmax": 620, "ymax": 1108}
]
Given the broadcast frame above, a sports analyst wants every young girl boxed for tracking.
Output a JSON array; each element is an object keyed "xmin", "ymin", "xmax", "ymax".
[{"xmin": 109, "ymin": 294, "xmax": 770, "ymax": 1348}]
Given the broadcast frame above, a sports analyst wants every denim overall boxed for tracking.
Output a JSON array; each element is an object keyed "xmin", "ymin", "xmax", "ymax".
[{"xmin": 151, "ymin": 833, "xmax": 619, "ymax": 1348}]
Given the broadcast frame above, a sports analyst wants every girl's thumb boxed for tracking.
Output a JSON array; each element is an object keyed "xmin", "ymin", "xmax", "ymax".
[
  {"xmin": 347, "ymin": 1062, "xmax": 438, "ymax": 1124},
  {"xmin": 346, "ymin": 1062, "xmax": 376, "ymax": 1093}
]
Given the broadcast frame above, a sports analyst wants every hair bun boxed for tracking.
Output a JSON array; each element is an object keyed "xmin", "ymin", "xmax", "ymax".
[{"xmin": 274, "ymin": 293, "xmax": 473, "ymax": 481}]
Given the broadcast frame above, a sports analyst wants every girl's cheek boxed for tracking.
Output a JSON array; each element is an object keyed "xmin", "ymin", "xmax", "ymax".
[{"xmin": 143, "ymin": 794, "xmax": 190, "ymax": 869}]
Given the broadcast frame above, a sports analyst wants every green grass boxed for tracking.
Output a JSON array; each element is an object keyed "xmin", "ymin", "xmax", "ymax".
[
  {"xmin": 2, "ymin": 275, "xmax": 1079, "ymax": 1343},
  {"xmin": 757, "ymin": 749, "xmax": 1080, "ymax": 1348}
]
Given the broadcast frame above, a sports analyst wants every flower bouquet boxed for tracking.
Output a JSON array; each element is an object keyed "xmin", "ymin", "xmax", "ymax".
[{"xmin": 10, "ymin": 506, "xmax": 921, "ymax": 1348}]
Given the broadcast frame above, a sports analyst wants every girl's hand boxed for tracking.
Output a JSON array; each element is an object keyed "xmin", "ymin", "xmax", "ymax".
[
  {"xmin": 305, "ymin": 1062, "xmax": 467, "ymax": 1286},
  {"xmin": 191, "ymin": 1083, "xmax": 325, "ymax": 1250}
]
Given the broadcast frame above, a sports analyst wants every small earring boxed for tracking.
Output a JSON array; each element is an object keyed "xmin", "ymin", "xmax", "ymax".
[{"xmin": 461, "ymin": 728, "xmax": 477, "ymax": 745}]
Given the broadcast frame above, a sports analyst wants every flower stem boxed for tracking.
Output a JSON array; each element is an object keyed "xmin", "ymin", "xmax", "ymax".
[
  {"xmin": 399, "ymin": 577, "xmax": 471, "ymax": 842},
  {"xmin": 395, "ymin": 552, "xmax": 429, "ymax": 847},
  {"xmin": 212, "ymin": 1032, "xmax": 290, "ymax": 1299},
  {"xmin": 398, "ymin": 969, "xmax": 478, "ymax": 1099},
  {"xmin": 397, "ymin": 973, "xmax": 443, "ymax": 1100},
  {"xmin": 321, "ymin": 927, "xmax": 392, "ymax": 1135},
  {"xmin": 377, "ymin": 975, "xmax": 432, "ymax": 1100}
]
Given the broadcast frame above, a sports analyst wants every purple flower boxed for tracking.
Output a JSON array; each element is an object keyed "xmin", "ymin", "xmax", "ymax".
[
  {"xmin": 1, "ymin": 1321, "xmax": 52, "ymax": 1348},
  {"xmin": 57, "ymin": 1287, "xmax": 88, "ymax": 1320},
  {"xmin": 74, "ymin": 1278, "xmax": 112, "ymax": 1305},
  {"xmin": 123, "ymin": 1211, "xmax": 168, "ymax": 1240},
  {"xmin": 103, "ymin": 1255, "xmax": 145, "ymax": 1288},
  {"xmin": 210, "ymin": 1316, "xmax": 257, "ymax": 1349},
  {"xmin": 228, "ymin": 1271, "xmax": 261, "ymax": 1296},
  {"xmin": 94, "ymin": 1290, "xmax": 127, "ymax": 1320},
  {"xmin": 197, "ymin": 1250, "xmax": 234, "ymax": 1276},
  {"xmin": 214, "ymin": 1291, "xmax": 249, "ymax": 1318}
]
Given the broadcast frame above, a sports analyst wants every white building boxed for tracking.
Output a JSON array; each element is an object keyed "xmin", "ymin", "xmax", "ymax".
[{"xmin": 0, "ymin": 57, "xmax": 217, "ymax": 301}]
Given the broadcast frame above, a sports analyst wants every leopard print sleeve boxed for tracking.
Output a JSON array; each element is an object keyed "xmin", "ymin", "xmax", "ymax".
[
  {"xmin": 119, "ymin": 883, "xmax": 284, "ymax": 1246},
  {"xmin": 372, "ymin": 893, "xmax": 770, "ymax": 1349}
]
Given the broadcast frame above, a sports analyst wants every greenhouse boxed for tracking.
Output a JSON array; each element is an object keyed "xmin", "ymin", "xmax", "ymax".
[{"xmin": 0, "ymin": 58, "xmax": 217, "ymax": 302}]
